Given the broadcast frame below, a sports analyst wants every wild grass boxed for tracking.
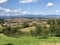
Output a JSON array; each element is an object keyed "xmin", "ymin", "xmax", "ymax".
[
  {"xmin": 20, "ymin": 26, "xmax": 35, "ymax": 32},
  {"xmin": 0, "ymin": 34, "xmax": 60, "ymax": 45}
]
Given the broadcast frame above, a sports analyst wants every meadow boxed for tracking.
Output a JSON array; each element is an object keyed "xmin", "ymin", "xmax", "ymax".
[{"xmin": 0, "ymin": 34, "xmax": 60, "ymax": 45}]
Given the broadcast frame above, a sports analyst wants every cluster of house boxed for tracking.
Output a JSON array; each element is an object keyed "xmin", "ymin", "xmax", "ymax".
[
  {"xmin": 2, "ymin": 18, "xmax": 33, "ymax": 26},
  {"xmin": 2, "ymin": 18, "xmax": 47, "ymax": 27}
]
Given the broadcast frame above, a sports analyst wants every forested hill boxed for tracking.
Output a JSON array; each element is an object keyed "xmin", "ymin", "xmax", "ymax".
[{"xmin": 0, "ymin": 15, "xmax": 60, "ymax": 18}]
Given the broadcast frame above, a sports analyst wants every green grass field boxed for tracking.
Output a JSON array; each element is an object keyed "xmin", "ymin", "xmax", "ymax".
[
  {"xmin": 20, "ymin": 26, "xmax": 35, "ymax": 32},
  {"xmin": 0, "ymin": 34, "xmax": 60, "ymax": 45}
]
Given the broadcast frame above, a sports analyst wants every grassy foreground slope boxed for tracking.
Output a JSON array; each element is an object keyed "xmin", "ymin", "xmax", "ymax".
[{"xmin": 0, "ymin": 34, "xmax": 60, "ymax": 45}]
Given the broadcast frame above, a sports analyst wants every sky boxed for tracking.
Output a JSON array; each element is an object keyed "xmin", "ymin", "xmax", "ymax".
[{"xmin": 0, "ymin": 0, "xmax": 60, "ymax": 16}]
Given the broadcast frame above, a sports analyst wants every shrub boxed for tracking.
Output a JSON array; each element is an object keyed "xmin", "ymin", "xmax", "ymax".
[
  {"xmin": 4, "ymin": 43, "xmax": 14, "ymax": 45},
  {"xmin": 35, "ymin": 24, "xmax": 49, "ymax": 38},
  {"xmin": 3, "ymin": 26, "xmax": 22, "ymax": 38}
]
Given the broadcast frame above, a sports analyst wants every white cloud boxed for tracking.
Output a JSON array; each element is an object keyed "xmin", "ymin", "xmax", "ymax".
[
  {"xmin": 46, "ymin": 2, "xmax": 54, "ymax": 7},
  {"xmin": 22, "ymin": 11, "xmax": 31, "ymax": 14},
  {"xmin": 0, "ymin": 0, "xmax": 8, "ymax": 3},
  {"xmin": 19, "ymin": 0, "xmax": 38, "ymax": 3},
  {"xmin": 55, "ymin": 10, "xmax": 59, "ymax": 13},
  {"xmin": 0, "ymin": 7, "xmax": 45, "ymax": 16},
  {"xmin": 0, "ymin": 7, "xmax": 32, "ymax": 16},
  {"xmin": 32, "ymin": 11, "xmax": 45, "ymax": 15},
  {"xmin": 0, "ymin": 7, "xmax": 20, "ymax": 13}
]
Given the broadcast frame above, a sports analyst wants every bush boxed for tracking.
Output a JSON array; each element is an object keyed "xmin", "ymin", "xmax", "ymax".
[
  {"xmin": 3, "ymin": 26, "xmax": 22, "ymax": 38},
  {"xmin": 4, "ymin": 43, "xmax": 14, "ymax": 45},
  {"xmin": 35, "ymin": 24, "xmax": 49, "ymax": 38},
  {"xmin": 50, "ymin": 25, "xmax": 60, "ymax": 37},
  {"xmin": 22, "ymin": 21, "xmax": 29, "ymax": 28},
  {"xmin": 48, "ymin": 19, "xmax": 60, "ymax": 37}
]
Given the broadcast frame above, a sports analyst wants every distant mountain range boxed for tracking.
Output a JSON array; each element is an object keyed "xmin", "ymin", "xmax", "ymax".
[{"xmin": 0, "ymin": 15, "xmax": 60, "ymax": 18}]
